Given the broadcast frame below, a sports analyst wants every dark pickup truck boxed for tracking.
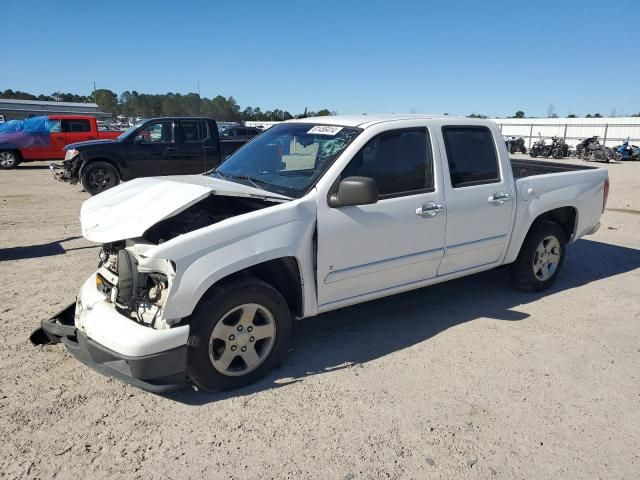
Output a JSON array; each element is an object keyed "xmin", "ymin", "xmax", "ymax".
[{"xmin": 51, "ymin": 117, "xmax": 250, "ymax": 195}]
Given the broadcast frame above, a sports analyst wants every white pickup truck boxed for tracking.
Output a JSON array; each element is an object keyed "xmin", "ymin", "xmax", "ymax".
[{"xmin": 32, "ymin": 115, "xmax": 609, "ymax": 392}]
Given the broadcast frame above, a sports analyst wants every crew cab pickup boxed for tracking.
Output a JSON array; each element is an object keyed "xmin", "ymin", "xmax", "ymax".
[
  {"xmin": 0, "ymin": 115, "xmax": 122, "ymax": 169},
  {"xmin": 31, "ymin": 115, "xmax": 609, "ymax": 392},
  {"xmin": 50, "ymin": 117, "xmax": 249, "ymax": 195}
]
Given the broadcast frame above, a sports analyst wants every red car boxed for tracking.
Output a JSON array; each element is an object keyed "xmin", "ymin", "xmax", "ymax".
[{"xmin": 0, "ymin": 115, "xmax": 122, "ymax": 169}]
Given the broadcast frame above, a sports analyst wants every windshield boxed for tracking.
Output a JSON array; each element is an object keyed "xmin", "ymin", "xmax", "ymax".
[
  {"xmin": 116, "ymin": 124, "xmax": 138, "ymax": 141},
  {"xmin": 212, "ymin": 123, "xmax": 361, "ymax": 198}
]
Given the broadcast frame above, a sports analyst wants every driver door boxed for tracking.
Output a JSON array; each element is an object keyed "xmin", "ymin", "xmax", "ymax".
[
  {"xmin": 316, "ymin": 128, "xmax": 446, "ymax": 308},
  {"xmin": 125, "ymin": 121, "xmax": 175, "ymax": 178}
]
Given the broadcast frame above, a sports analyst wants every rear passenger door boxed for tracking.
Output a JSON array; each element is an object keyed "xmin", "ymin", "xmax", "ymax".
[
  {"xmin": 316, "ymin": 127, "xmax": 446, "ymax": 307},
  {"xmin": 63, "ymin": 118, "xmax": 95, "ymax": 146},
  {"xmin": 437, "ymin": 125, "xmax": 515, "ymax": 275},
  {"xmin": 173, "ymin": 120, "xmax": 210, "ymax": 174}
]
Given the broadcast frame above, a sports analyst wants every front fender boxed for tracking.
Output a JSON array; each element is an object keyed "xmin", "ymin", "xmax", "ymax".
[{"xmin": 150, "ymin": 196, "xmax": 318, "ymax": 321}]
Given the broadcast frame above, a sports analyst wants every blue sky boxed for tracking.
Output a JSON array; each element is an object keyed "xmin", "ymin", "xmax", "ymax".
[{"xmin": 2, "ymin": 0, "xmax": 638, "ymax": 117}]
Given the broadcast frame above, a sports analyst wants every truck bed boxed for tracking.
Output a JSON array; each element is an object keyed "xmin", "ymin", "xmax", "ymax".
[{"xmin": 511, "ymin": 158, "xmax": 597, "ymax": 179}]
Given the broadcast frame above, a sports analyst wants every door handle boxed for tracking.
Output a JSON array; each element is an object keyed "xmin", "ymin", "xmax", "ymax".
[
  {"xmin": 416, "ymin": 202, "xmax": 443, "ymax": 218},
  {"xmin": 55, "ymin": 136, "xmax": 65, "ymax": 140},
  {"xmin": 165, "ymin": 146, "xmax": 177, "ymax": 152},
  {"xmin": 488, "ymin": 192, "xmax": 511, "ymax": 206}
]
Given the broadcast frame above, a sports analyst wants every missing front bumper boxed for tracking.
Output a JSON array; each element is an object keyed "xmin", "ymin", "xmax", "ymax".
[{"xmin": 30, "ymin": 303, "xmax": 187, "ymax": 393}]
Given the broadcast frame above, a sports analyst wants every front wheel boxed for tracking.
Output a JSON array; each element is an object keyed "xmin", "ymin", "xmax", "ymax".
[
  {"xmin": 186, "ymin": 277, "xmax": 292, "ymax": 391},
  {"xmin": 0, "ymin": 151, "xmax": 20, "ymax": 169},
  {"xmin": 80, "ymin": 161, "xmax": 120, "ymax": 195},
  {"xmin": 509, "ymin": 221, "xmax": 567, "ymax": 292}
]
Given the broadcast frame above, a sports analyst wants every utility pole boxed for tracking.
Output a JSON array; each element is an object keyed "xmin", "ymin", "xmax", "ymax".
[
  {"xmin": 93, "ymin": 81, "xmax": 97, "ymax": 103},
  {"xmin": 197, "ymin": 80, "xmax": 201, "ymax": 114}
]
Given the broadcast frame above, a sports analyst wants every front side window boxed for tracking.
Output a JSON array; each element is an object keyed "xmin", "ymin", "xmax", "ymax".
[
  {"xmin": 442, "ymin": 126, "xmax": 500, "ymax": 187},
  {"xmin": 48, "ymin": 120, "xmax": 61, "ymax": 133},
  {"xmin": 341, "ymin": 128, "xmax": 433, "ymax": 197},
  {"xmin": 213, "ymin": 123, "xmax": 361, "ymax": 198},
  {"xmin": 135, "ymin": 122, "xmax": 173, "ymax": 144}
]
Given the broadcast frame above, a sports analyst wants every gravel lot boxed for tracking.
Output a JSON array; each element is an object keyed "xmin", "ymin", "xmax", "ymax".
[{"xmin": 1, "ymin": 158, "xmax": 639, "ymax": 479}]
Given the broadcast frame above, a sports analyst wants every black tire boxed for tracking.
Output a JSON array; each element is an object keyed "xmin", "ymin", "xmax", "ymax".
[
  {"xmin": 0, "ymin": 150, "xmax": 20, "ymax": 169},
  {"xmin": 552, "ymin": 148, "xmax": 563, "ymax": 159},
  {"xmin": 186, "ymin": 276, "xmax": 292, "ymax": 391},
  {"xmin": 80, "ymin": 161, "xmax": 120, "ymax": 195},
  {"xmin": 520, "ymin": 146, "xmax": 527, "ymax": 154},
  {"xmin": 509, "ymin": 221, "xmax": 567, "ymax": 292},
  {"xmin": 509, "ymin": 144, "xmax": 517, "ymax": 154},
  {"xmin": 529, "ymin": 149, "xmax": 538, "ymax": 158}
]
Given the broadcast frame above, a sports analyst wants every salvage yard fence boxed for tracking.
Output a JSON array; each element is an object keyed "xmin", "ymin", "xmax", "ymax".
[{"xmin": 493, "ymin": 117, "xmax": 640, "ymax": 149}]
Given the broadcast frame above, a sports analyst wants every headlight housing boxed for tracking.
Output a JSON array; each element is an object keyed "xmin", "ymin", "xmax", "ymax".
[{"xmin": 64, "ymin": 149, "xmax": 80, "ymax": 161}]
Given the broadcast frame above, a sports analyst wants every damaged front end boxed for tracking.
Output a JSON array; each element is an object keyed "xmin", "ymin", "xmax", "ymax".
[
  {"xmin": 31, "ymin": 175, "xmax": 292, "ymax": 391},
  {"xmin": 30, "ymin": 241, "xmax": 189, "ymax": 392},
  {"xmin": 95, "ymin": 241, "xmax": 176, "ymax": 328},
  {"xmin": 49, "ymin": 150, "xmax": 82, "ymax": 183}
]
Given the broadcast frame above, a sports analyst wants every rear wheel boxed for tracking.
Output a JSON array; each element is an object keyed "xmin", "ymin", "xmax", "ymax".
[
  {"xmin": 80, "ymin": 161, "xmax": 120, "ymax": 195},
  {"xmin": 186, "ymin": 277, "xmax": 292, "ymax": 391},
  {"xmin": 0, "ymin": 151, "xmax": 20, "ymax": 169},
  {"xmin": 509, "ymin": 221, "xmax": 567, "ymax": 292}
]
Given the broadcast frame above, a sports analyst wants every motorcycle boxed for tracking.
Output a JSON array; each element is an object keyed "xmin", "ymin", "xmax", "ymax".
[
  {"xmin": 529, "ymin": 137, "xmax": 551, "ymax": 158},
  {"xmin": 505, "ymin": 136, "xmax": 527, "ymax": 154},
  {"xmin": 576, "ymin": 136, "xmax": 599, "ymax": 159},
  {"xmin": 577, "ymin": 136, "xmax": 620, "ymax": 163},
  {"xmin": 614, "ymin": 138, "xmax": 640, "ymax": 161},
  {"xmin": 550, "ymin": 136, "xmax": 569, "ymax": 159}
]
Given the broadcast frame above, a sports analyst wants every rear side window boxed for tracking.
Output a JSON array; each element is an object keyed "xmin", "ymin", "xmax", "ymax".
[
  {"xmin": 63, "ymin": 119, "xmax": 91, "ymax": 133},
  {"xmin": 442, "ymin": 126, "xmax": 500, "ymax": 187},
  {"xmin": 178, "ymin": 121, "xmax": 202, "ymax": 142},
  {"xmin": 342, "ymin": 128, "xmax": 433, "ymax": 198}
]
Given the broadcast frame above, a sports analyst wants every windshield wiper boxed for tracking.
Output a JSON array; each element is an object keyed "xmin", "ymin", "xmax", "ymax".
[{"xmin": 214, "ymin": 170, "xmax": 262, "ymax": 190}]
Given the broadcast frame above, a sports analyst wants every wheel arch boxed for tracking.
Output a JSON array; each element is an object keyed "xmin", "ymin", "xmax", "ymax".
[
  {"xmin": 505, "ymin": 206, "xmax": 578, "ymax": 264},
  {"xmin": 0, "ymin": 148, "xmax": 23, "ymax": 162},
  {"xmin": 79, "ymin": 157, "xmax": 123, "ymax": 177},
  {"xmin": 182, "ymin": 256, "xmax": 305, "ymax": 326}
]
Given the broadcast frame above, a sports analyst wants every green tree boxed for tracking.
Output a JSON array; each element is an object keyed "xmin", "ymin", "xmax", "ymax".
[
  {"xmin": 515, "ymin": 110, "xmax": 525, "ymax": 118},
  {"xmin": 92, "ymin": 89, "xmax": 118, "ymax": 114}
]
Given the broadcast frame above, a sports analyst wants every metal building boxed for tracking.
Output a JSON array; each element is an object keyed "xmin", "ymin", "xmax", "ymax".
[
  {"xmin": 493, "ymin": 117, "xmax": 640, "ymax": 148},
  {"xmin": 0, "ymin": 98, "xmax": 111, "ymax": 122}
]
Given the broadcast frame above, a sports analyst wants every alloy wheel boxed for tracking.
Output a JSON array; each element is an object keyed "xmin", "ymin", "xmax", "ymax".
[
  {"xmin": 532, "ymin": 235, "xmax": 561, "ymax": 281},
  {"xmin": 208, "ymin": 303, "xmax": 276, "ymax": 376}
]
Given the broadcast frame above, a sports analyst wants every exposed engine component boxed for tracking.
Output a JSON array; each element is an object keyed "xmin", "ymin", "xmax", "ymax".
[{"xmin": 143, "ymin": 195, "xmax": 275, "ymax": 244}]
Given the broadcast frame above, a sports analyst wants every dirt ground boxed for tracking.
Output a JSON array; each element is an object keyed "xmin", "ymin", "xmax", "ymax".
[{"xmin": 1, "ymin": 158, "xmax": 639, "ymax": 479}]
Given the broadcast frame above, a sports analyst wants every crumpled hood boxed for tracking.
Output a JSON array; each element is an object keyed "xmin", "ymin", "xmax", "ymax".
[{"xmin": 80, "ymin": 175, "xmax": 291, "ymax": 243}]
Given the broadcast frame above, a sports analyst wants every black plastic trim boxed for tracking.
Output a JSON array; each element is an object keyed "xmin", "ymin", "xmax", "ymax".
[{"xmin": 33, "ymin": 303, "xmax": 187, "ymax": 393}]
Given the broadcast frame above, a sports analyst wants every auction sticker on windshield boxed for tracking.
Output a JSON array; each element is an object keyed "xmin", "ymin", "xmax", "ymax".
[{"xmin": 307, "ymin": 126, "xmax": 343, "ymax": 135}]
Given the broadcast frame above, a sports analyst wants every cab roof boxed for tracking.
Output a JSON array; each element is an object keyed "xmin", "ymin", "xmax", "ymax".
[{"xmin": 286, "ymin": 114, "xmax": 473, "ymax": 129}]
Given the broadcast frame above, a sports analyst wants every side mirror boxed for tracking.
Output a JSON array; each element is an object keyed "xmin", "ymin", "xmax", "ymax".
[
  {"xmin": 133, "ymin": 135, "xmax": 144, "ymax": 144},
  {"xmin": 328, "ymin": 176, "xmax": 379, "ymax": 208}
]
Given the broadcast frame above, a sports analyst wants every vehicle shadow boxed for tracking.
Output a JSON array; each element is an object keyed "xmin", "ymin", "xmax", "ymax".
[
  {"xmin": 0, "ymin": 236, "xmax": 96, "ymax": 262},
  {"xmin": 164, "ymin": 238, "xmax": 640, "ymax": 405}
]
